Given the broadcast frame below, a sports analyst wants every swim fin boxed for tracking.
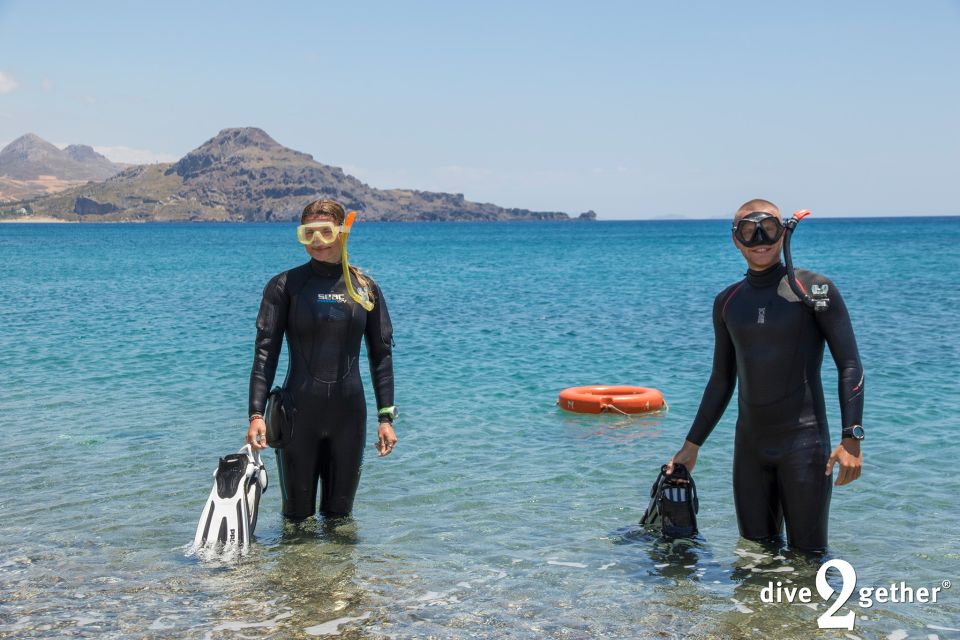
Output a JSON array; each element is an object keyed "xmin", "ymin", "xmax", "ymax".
[
  {"xmin": 193, "ymin": 444, "xmax": 268, "ymax": 553},
  {"xmin": 640, "ymin": 464, "xmax": 699, "ymax": 538},
  {"xmin": 640, "ymin": 467, "xmax": 668, "ymax": 527}
]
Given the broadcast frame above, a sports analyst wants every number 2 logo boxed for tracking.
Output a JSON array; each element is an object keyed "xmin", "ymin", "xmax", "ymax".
[{"xmin": 817, "ymin": 559, "xmax": 857, "ymax": 630}]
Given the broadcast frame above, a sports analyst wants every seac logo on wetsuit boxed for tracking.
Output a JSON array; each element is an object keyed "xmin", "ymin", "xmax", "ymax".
[{"xmin": 316, "ymin": 293, "xmax": 348, "ymax": 304}]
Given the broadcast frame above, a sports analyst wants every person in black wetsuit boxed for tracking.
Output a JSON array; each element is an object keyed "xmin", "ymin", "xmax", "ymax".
[
  {"xmin": 666, "ymin": 198, "xmax": 865, "ymax": 553},
  {"xmin": 245, "ymin": 199, "xmax": 397, "ymax": 520}
]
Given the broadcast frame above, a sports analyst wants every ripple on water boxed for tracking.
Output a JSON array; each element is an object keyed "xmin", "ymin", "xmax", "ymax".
[{"xmin": 2, "ymin": 220, "xmax": 959, "ymax": 638}]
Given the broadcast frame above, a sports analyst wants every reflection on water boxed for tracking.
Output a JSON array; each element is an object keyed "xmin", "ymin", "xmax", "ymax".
[
  {"xmin": 188, "ymin": 515, "xmax": 372, "ymax": 638},
  {"xmin": 556, "ymin": 409, "xmax": 668, "ymax": 444},
  {"xmin": 613, "ymin": 524, "xmax": 715, "ymax": 582}
]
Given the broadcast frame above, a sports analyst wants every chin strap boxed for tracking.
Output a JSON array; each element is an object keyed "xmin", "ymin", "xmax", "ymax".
[{"xmin": 783, "ymin": 209, "xmax": 830, "ymax": 312}]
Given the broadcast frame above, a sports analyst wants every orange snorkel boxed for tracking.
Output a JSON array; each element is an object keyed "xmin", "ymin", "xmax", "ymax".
[{"xmin": 341, "ymin": 211, "xmax": 374, "ymax": 311}]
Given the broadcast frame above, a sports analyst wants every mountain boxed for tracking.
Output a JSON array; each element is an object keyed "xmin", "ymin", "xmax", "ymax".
[
  {"xmin": 64, "ymin": 144, "xmax": 123, "ymax": 177},
  {"xmin": 0, "ymin": 133, "xmax": 122, "ymax": 180},
  {"xmin": 7, "ymin": 127, "xmax": 596, "ymax": 222},
  {"xmin": 0, "ymin": 134, "xmax": 125, "ymax": 202}
]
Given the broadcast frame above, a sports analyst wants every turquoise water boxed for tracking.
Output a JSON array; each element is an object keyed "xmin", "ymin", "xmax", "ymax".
[{"xmin": 1, "ymin": 219, "xmax": 958, "ymax": 639}]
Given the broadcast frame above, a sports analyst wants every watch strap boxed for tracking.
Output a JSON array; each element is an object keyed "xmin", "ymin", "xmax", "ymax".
[{"xmin": 378, "ymin": 405, "xmax": 398, "ymax": 423}]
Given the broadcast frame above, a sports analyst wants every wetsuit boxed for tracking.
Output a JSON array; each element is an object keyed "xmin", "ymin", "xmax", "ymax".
[
  {"xmin": 686, "ymin": 263, "xmax": 864, "ymax": 552},
  {"xmin": 249, "ymin": 259, "xmax": 394, "ymax": 518}
]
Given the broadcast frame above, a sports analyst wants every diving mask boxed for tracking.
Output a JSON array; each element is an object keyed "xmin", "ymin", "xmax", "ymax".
[
  {"xmin": 732, "ymin": 211, "xmax": 784, "ymax": 247},
  {"xmin": 296, "ymin": 221, "xmax": 343, "ymax": 245}
]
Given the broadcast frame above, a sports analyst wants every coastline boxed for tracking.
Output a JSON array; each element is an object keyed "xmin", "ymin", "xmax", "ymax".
[{"xmin": 0, "ymin": 216, "xmax": 79, "ymax": 223}]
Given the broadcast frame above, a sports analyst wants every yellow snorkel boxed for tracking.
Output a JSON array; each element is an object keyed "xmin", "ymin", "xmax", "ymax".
[{"xmin": 341, "ymin": 211, "xmax": 375, "ymax": 311}]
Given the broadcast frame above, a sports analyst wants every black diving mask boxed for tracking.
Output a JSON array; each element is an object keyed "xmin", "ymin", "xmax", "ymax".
[{"xmin": 732, "ymin": 211, "xmax": 784, "ymax": 247}]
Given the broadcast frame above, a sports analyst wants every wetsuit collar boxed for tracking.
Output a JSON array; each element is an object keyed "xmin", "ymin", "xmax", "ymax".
[
  {"xmin": 746, "ymin": 262, "xmax": 787, "ymax": 288},
  {"xmin": 309, "ymin": 258, "xmax": 342, "ymax": 277}
]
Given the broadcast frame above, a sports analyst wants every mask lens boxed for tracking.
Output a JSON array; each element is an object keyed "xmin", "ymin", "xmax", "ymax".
[
  {"xmin": 313, "ymin": 225, "xmax": 338, "ymax": 244},
  {"xmin": 735, "ymin": 220, "xmax": 759, "ymax": 245},
  {"xmin": 759, "ymin": 217, "xmax": 782, "ymax": 240}
]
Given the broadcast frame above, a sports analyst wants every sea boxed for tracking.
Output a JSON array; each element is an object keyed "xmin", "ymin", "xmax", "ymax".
[{"xmin": 1, "ymin": 218, "xmax": 958, "ymax": 639}]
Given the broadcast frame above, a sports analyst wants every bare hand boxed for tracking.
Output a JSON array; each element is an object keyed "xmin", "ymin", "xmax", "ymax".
[
  {"xmin": 666, "ymin": 440, "xmax": 700, "ymax": 475},
  {"xmin": 246, "ymin": 418, "xmax": 267, "ymax": 450},
  {"xmin": 825, "ymin": 439, "xmax": 862, "ymax": 485},
  {"xmin": 375, "ymin": 422, "xmax": 398, "ymax": 457}
]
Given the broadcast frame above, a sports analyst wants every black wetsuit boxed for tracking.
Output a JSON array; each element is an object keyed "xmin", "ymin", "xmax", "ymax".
[
  {"xmin": 686, "ymin": 263, "xmax": 864, "ymax": 552},
  {"xmin": 249, "ymin": 259, "xmax": 394, "ymax": 518}
]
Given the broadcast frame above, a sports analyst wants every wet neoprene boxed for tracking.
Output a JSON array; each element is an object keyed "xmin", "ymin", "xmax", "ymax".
[
  {"xmin": 686, "ymin": 262, "xmax": 864, "ymax": 552},
  {"xmin": 249, "ymin": 259, "xmax": 394, "ymax": 518}
]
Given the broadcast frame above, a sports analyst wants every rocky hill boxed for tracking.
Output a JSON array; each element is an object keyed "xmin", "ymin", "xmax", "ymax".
[
  {"xmin": 0, "ymin": 133, "xmax": 124, "ymax": 202},
  {"xmin": 63, "ymin": 144, "xmax": 123, "ymax": 178},
  {"xmin": 8, "ymin": 128, "xmax": 596, "ymax": 222}
]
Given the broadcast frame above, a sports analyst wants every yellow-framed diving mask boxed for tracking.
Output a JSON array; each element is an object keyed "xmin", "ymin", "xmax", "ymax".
[{"xmin": 296, "ymin": 221, "xmax": 344, "ymax": 245}]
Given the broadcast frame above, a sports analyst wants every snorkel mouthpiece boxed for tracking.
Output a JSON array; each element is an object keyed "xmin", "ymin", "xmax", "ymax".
[
  {"xmin": 340, "ymin": 210, "xmax": 374, "ymax": 311},
  {"xmin": 783, "ymin": 209, "xmax": 829, "ymax": 312}
]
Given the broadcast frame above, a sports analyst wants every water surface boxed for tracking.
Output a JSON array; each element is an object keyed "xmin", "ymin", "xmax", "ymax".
[{"xmin": 1, "ymin": 219, "xmax": 958, "ymax": 639}]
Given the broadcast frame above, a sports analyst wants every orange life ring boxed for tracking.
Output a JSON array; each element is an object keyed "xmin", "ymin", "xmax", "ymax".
[{"xmin": 558, "ymin": 386, "xmax": 665, "ymax": 414}]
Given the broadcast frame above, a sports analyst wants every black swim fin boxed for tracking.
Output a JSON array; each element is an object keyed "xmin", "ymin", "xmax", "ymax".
[
  {"xmin": 640, "ymin": 468, "xmax": 668, "ymax": 527},
  {"xmin": 640, "ymin": 464, "xmax": 699, "ymax": 538}
]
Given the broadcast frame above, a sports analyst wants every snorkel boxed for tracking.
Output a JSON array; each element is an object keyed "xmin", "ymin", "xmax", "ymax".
[
  {"xmin": 783, "ymin": 209, "xmax": 830, "ymax": 312},
  {"xmin": 341, "ymin": 211, "xmax": 375, "ymax": 311}
]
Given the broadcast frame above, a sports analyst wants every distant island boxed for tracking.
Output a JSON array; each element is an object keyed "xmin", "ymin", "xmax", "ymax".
[{"xmin": 0, "ymin": 128, "xmax": 597, "ymax": 222}]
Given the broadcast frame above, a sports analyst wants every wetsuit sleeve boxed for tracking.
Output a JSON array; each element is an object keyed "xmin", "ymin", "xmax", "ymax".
[
  {"xmin": 365, "ymin": 281, "xmax": 395, "ymax": 411},
  {"xmin": 248, "ymin": 273, "xmax": 288, "ymax": 417},
  {"xmin": 685, "ymin": 289, "xmax": 738, "ymax": 446},
  {"xmin": 813, "ymin": 277, "xmax": 865, "ymax": 432}
]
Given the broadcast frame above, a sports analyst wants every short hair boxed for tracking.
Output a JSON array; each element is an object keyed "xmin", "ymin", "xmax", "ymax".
[{"xmin": 735, "ymin": 198, "xmax": 779, "ymax": 218}]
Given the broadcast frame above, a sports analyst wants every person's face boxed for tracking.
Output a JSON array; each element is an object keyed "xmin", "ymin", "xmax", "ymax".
[
  {"xmin": 300, "ymin": 214, "xmax": 342, "ymax": 262},
  {"xmin": 732, "ymin": 205, "xmax": 783, "ymax": 271}
]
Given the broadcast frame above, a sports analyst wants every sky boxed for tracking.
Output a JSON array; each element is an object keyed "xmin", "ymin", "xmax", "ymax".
[{"xmin": 0, "ymin": 0, "xmax": 957, "ymax": 219}]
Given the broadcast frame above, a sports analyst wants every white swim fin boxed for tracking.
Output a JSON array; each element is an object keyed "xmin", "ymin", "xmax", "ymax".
[{"xmin": 193, "ymin": 444, "xmax": 268, "ymax": 553}]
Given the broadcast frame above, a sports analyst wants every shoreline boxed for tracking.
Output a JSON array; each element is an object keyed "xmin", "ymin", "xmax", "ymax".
[{"xmin": 0, "ymin": 216, "xmax": 79, "ymax": 223}]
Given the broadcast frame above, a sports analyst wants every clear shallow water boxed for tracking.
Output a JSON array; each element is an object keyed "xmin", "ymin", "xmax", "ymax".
[{"xmin": 1, "ymin": 219, "xmax": 958, "ymax": 639}]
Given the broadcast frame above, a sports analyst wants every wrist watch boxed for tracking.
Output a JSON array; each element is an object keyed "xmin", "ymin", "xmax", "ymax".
[
  {"xmin": 378, "ymin": 405, "xmax": 398, "ymax": 424},
  {"xmin": 841, "ymin": 425, "xmax": 865, "ymax": 441}
]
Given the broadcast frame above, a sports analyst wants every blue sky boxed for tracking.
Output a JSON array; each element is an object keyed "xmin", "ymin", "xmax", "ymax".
[{"xmin": 0, "ymin": 0, "xmax": 957, "ymax": 218}]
